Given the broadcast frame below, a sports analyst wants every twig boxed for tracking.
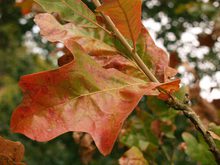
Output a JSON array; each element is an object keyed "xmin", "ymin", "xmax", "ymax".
[
  {"xmin": 92, "ymin": 0, "xmax": 220, "ymax": 163},
  {"xmin": 168, "ymin": 98, "xmax": 220, "ymax": 163}
]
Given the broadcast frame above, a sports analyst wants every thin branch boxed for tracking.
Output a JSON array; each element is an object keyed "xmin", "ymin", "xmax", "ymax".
[
  {"xmin": 168, "ymin": 98, "xmax": 220, "ymax": 163},
  {"xmin": 92, "ymin": 0, "xmax": 220, "ymax": 163}
]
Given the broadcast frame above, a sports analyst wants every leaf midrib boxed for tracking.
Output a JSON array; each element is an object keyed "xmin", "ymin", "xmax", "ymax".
[
  {"xmin": 70, "ymin": 82, "xmax": 146, "ymax": 100},
  {"xmin": 32, "ymin": 82, "xmax": 148, "ymax": 108}
]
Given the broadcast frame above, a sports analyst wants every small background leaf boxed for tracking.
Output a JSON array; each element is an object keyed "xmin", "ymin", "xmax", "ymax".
[
  {"xmin": 182, "ymin": 132, "xmax": 216, "ymax": 165},
  {"xmin": 0, "ymin": 136, "xmax": 25, "ymax": 164},
  {"xmin": 119, "ymin": 146, "xmax": 148, "ymax": 165}
]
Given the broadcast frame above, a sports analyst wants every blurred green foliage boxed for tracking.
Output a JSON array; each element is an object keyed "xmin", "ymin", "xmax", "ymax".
[
  {"xmin": 0, "ymin": 0, "xmax": 219, "ymax": 164},
  {"xmin": 182, "ymin": 132, "xmax": 216, "ymax": 165}
]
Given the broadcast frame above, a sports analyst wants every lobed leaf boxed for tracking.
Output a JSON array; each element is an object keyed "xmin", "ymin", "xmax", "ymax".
[
  {"xmin": 96, "ymin": 0, "xmax": 142, "ymax": 47},
  {"xmin": 11, "ymin": 4, "xmax": 181, "ymax": 157},
  {"xmin": 11, "ymin": 40, "xmax": 160, "ymax": 155}
]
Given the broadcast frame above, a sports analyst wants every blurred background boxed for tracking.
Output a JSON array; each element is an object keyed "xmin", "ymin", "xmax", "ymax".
[{"xmin": 0, "ymin": 0, "xmax": 220, "ymax": 164}]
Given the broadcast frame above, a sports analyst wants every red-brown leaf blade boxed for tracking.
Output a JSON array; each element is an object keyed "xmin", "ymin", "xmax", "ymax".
[
  {"xmin": 96, "ymin": 0, "xmax": 142, "ymax": 46},
  {"xmin": 11, "ymin": 40, "xmax": 159, "ymax": 155},
  {"xmin": 141, "ymin": 27, "xmax": 177, "ymax": 82},
  {"xmin": 0, "ymin": 136, "xmax": 25, "ymax": 164},
  {"xmin": 158, "ymin": 79, "xmax": 181, "ymax": 100}
]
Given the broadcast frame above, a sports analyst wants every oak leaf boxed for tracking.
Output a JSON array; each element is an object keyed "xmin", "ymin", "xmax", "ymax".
[
  {"xmin": 12, "ymin": 4, "xmax": 181, "ymax": 156},
  {"xmin": 11, "ymin": 40, "xmax": 160, "ymax": 155}
]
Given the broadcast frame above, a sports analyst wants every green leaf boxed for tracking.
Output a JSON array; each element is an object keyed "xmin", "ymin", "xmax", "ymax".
[
  {"xmin": 119, "ymin": 111, "xmax": 158, "ymax": 151},
  {"xmin": 182, "ymin": 132, "xmax": 216, "ymax": 165},
  {"xmin": 208, "ymin": 123, "xmax": 220, "ymax": 148},
  {"xmin": 173, "ymin": 86, "xmax": 188, "ymax": 101},
  {"xmin": 209, "ymin": 123, "xmax": 220, "ymax": 137},
  {"xmin": 136, "ymin": 28, "xmax": 153, "ymax": 69},
  {"xmin": 147, "ymin": 96, "xmax": 177, "ymax": 121}
]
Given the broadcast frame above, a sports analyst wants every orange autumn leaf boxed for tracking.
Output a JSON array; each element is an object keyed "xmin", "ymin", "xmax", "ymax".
[
  {"xmin": 96, "ymin": 0, "xmax": 142, "ymax": 47},
  {"xmin": 159, "ymin": 79, "xmax": 181, "ymax": 92},
  {"xmin": 11, "ymin": 1, "xmax": 181, "ymax": 157},
  {"xmin": 0, "ymin": 136, "xmax": 25, "ymax": 165},
  {"xmin": 11, "ymin": 40, "xmax": 161, "ymax": 156},
  {"xmin": 16, "ymin": 0, "xmax": 34, "ymax": 15},
  {"xmin": 158, "ymin": 79, "xmax": 181, "ymax": 100}
]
